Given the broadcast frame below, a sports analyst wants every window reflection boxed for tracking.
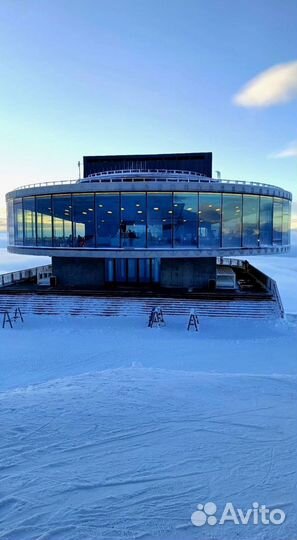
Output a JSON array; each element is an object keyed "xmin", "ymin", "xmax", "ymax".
[
  {"xmin": 7, "ymin": 191, "xmax": 291, "ymax": 251},
  {"xmin": 72, "ymin": 194, "xmax": 95, "ymax": 247},
  {"xmin": 121, "ymin": 193, "xmax": 146, "ymax": 247},
  {"xmin": 199, "ymin": 193, "xmax": 221, "ymax": 247},
  {"xmin": 242, "ymin": 195, "xmax": 259, "ymax": 247},
  {"xmin": 273, "ymin": 198, "xmax": 283, "ymax": 244},
  {"xmin": 7, "ymin": 199, "xmax": 14, "ymax": 245},
  {"xmin": 96, "ymin": 193, "xmax": 120, "ymax": 247},
  {"xmin": 259, "ymin": 196, "xmax": 273, "ymax": 246},
  {"xmin": 173, "ymin": 193, "xmax": 198, "ymax": 247},
  {"xmin": 36, "ymin": 196, "xmax": 52, "ymax": 246},
  {"xmin": 23, "ymin": 197, "xmax": 36, "ymax": 246},
  {"xmin": 222, "ymin": 194, "xmax": 242, "ymax": 247},
  {"xmin": 147, "ymin": 193, "xmax": 173, "ymax": 247},
  {"xmin": 282, "ymin": 200, "xmax": 290, "ymax": 245},
  {"xmin": 53, "ymin": 195, "xmax": 73, "ymax": 247},
  {"xmin": 13, "ymin": 198, "xmax": 23, "ymax": 245}
]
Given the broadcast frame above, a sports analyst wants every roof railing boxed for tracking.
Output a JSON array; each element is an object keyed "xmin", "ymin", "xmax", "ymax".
[
  {"xmin": 10, "ymin": 169, "xmax": 289, "ymax": 194},
  {"xmin": 87, "ymin": 168, "xmax": 205, "ymax": 178}
]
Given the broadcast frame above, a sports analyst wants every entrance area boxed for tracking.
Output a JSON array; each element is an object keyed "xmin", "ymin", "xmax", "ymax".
[{"xmin": 105, "ymin": 258, "xmax": 161, "ymax": 284}]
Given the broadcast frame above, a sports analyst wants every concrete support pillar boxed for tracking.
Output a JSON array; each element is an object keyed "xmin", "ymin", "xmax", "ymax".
[
  {"xmin": 160, "ymin": 257, "xmax": 216, "ymax": 289},
  {"xmin": 52, "ymin": 257, "xmax": 105, "ymax": 289}
]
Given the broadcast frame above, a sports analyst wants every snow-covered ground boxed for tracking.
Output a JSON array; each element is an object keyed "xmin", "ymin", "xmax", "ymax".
[
  {"xmin": 0, "ymin": 233, "xmax": 297, "ymax": 539},
  {"xmin": 0, "ymin": 233, "xmax": 50, "ymax": 273}
]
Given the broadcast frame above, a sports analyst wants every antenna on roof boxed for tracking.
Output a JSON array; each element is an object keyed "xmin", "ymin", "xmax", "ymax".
[
  {"xmin": 78, "ymin": 161, "xmax": 81, "ymax": 180},
  {"xmin": 215, "ymin": 170, "xmax": 221, "ymax": 180}
]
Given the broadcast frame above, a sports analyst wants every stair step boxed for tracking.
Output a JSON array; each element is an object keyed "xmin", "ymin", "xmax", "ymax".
[{"xmin": 0, "ymin": 294, "xmax": 280, "ymax": 319}]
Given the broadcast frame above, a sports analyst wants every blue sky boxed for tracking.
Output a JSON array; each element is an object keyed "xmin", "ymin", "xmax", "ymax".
[{"xmin": 0, "ymin": 0, "xmax": 296, "ymax": 225}]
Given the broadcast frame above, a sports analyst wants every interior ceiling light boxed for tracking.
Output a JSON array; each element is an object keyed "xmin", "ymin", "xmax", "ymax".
[
  {"xmin": 107, "ymin": 210, "xmax": 113, "ymax": 214},
  {"xmin": 154, "ymin": 207, "xmax": 159, "ymax": 211}
]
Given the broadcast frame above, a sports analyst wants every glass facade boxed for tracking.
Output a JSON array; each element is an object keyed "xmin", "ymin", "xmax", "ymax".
[
  {"xmin": 7, "ymin": 192, "xmax": 291, "ymax": 249},
  {"xmin": 7, "ymin": 198, "xmax": 14, "ymax": 245},
  {"xmin": 273, "ymin": 198, "xmax": 283, "ymax": 245},
  {"xmin": 222, "ymin": 194, "xmax": 242, "ymax": 247},
  {"xmin": 147, "ymin": 193, "xmax": 173, "ymax": 247},
  {"xmin": 52, "ymin": 195, "xmax": 72, "ymax": 247},
  {"xmin": 23, "ymin": 197, "xmax": 36, "ymax": 246},
  {"xmin": 120, "ymin": 193, "xmax": 146, "ymax": 247},
  {"xmin": 13, "ymin": 198, "xmax": 24, "ymax": 245},
  {"xmin": 199, "ymin": 193, "xmax": 221, "ymax": 247},
  {"xmin": 96, "ymin": 193, "xmax": 120, "ymax": 247},
  {"xmin": 242, "ymin": 195, "xmax": 259, "ymax": 247},
  {"xmin": 36, "ymin": 196, "xmax": 52, "ymax": 246},
  {"xmin": 173, "ymin": 192, "xmax": 198, "ymax": 247},
  {"xmin": 72, "ymin": 194, "xmax": 95, "ymax": 247},
  {"xmin": 259, "ymin": 196, "xmax": 273, "ymax": 246}
]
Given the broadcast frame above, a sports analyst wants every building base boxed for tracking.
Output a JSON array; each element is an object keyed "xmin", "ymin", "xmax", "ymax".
[
  {"xmin": 160, "ymin": 257, "xmax": 217, "ymax": 290},
  {"xmin": 52, "ymin": 257, "xmax": 105, "ymax": 289}
]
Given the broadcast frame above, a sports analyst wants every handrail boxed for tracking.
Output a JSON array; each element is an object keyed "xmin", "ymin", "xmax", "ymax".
[
  {"xmin": 245, "ymin": 261, "xmax": 285, "ymax": 318},
  {"xmin": 0, "ymin": 264, "xmax": 52, "ymax": 288},
  {"xmin": 9, "ymin": 169, "xmax": 291, "ymax": 196},
  {"xmin": 270, "ymin": 279, "xmax": 285, "ymax": 318},
  {"xmin": 87, "ymin": 168, "xmax": 206, "ymax": 178},
  {"xmin": 12, "ymin": 179, "xmax": 79, "ymax": 190},
  {"xmin": 216, "ymin": 257, "xmax": 245, "ymax": 267}
]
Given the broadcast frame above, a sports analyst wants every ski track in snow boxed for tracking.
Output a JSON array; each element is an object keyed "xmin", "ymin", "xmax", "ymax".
[
  {"xmin": 0, "ymin": 237, "xmax": 297, "ymax": 539},
  {"xmin": 0, "ymin": 368, "xmax": 297, "ymax": 540}
]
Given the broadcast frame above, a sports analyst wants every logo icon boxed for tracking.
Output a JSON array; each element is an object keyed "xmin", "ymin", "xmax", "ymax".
[{"xmin": 191, "ymin": 502, "xmax": 217, "ymax": 527}]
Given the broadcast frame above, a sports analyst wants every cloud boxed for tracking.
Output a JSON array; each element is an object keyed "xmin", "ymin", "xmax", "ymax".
[
  {"xmin": 233, "ymin": 61, "xmax": 297, "ymax": 107},
  {"xmin": 270, "ymin": 141, "xmax": 297, "ymax": 159}
]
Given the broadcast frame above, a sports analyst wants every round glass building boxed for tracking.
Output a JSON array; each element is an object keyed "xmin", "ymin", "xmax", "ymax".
[{"xmin": 6, "ymin": 153, "xmax": 292, "ymax": 289}]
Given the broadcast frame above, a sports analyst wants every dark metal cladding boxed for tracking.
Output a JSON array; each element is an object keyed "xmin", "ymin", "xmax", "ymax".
[{"xmin": 83, "ymin": 152, "xmax": 213, "ymax": 178}]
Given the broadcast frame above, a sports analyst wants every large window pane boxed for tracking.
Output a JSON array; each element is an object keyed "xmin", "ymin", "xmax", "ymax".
[
  {"xmin": 7, "ymin": 199, "xmax": 14, "ymax": 245},
  {"xmin": 72, "ymin": 194, "xmax": 95, "ymax": 247},
  {"xmin": 96, "ymin": 193, "xmax": 120, "ymax": 247},
  {"xmin": 222, "ymin": 194, "xmax": 242, "ymax": 247},
  {"xmin": 36, "ymin": 196, "xmax": 52, "ymax": 246},
  {"xmin": 199, "ymin": 193, "xmax": 221, "ymax": 247},
  {"xmin": 13, "ymin": 198, "xmax": 23, "ymax": 245},
  {"xmin": 173, "ymin": 192, "xmax": 198, "ymax": 247},
  {"xmin": 53, "ymin": 195, "xmax": 73, "ymax": 247},
  {"xmin": 259, "ymin": 196, "xmax": 273, "ymax": 245},
  {"xmin": 23, "ymin": 197, "xmax": 36, "ymax": 246},
  {"xmin": 273, "ymin": 198, "xmax": 283, "ymax": 244},
  {"xmin": 282, "ymin": 200, "xmax": 290, "ymax": 245},
  {"xmin": 147, "ymin": 193, "xmax": 173, "ymax": 247},
  {"xmin": 242, "ymin": 195, "xmax": 259, "ymax": 247},
  {"xmin": 120, "ymin": 193, "xmax": 146, "ymax": 247}
]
